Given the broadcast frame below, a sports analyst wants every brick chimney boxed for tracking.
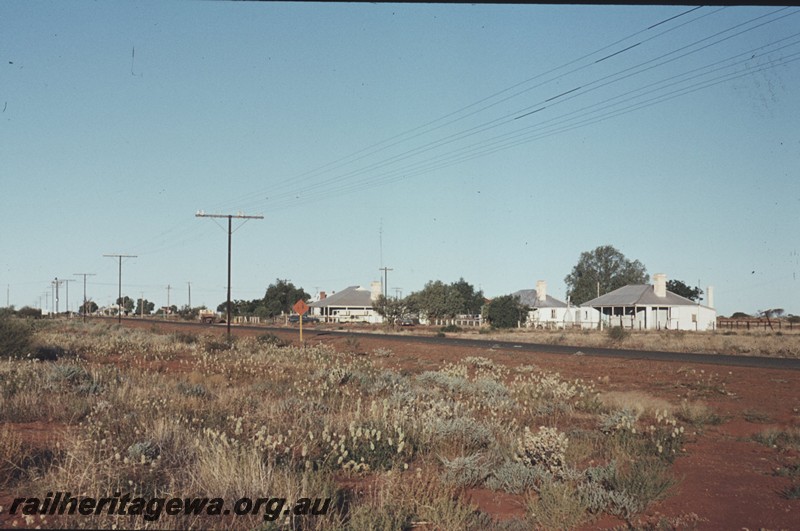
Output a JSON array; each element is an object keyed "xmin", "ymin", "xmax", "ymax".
[
  {"xmin": 535, "ymin": 280, "xmax": 547, "ymax": 303},
  {"xmin": 370, "ymin": 281, "xmax": 382, "ymax": 301},
  {"xmin": 654, "ymin": 274, "xmax": 667, "ymax": 298}
]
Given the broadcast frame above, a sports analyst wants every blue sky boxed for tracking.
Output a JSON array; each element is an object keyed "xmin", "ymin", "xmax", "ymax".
[{"xmin": 2, "ymin": 2, "xmax": 799, "ymax": 317}]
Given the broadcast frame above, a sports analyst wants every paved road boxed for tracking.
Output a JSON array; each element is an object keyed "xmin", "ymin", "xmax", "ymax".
[{"xmin": 122, "ymin": 317, "xmax": 800, "ymax": 371}]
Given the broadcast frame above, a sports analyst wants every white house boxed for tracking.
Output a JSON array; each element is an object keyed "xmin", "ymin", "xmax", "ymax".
[
  {"xmin": 309, "ymin": 282, "xmax": 384, "ymax": 324},
  {"xmin": 512, "ymin": 280, "xmax": 591, "ymax": 329},
  {"xmin": 580, "ymin": 274, "xmax": 716, "ymax": 331}
]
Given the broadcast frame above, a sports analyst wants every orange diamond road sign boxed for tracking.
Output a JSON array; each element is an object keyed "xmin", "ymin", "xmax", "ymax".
[{"xmin": 293, "ymin": 299, "xmax": 309, "ymax": 315}]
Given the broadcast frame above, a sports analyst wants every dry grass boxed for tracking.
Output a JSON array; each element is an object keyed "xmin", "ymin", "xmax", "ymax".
[
  {"xmin": 447, "ymin": 327, "xmax": 800, "ymax": 358},
  {"xmin": 598, "ymin": 391, "xmax": 675, "ymax": 418},
  {"xmin": 0, "ymin": 321, "xmax": 694, "ymax": 529}
]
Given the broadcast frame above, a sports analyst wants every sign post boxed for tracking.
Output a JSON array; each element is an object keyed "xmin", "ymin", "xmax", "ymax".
[{"xmin": 293, "ymin": 299, "xmax": 309, "ymax": 343}]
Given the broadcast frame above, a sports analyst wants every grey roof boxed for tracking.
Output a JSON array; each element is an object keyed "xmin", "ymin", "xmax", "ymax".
[
  {"xmin": 511, "ymin": 289, "xmax": 569, "ymax": 309},
  {"xmin": 582, "ymin": 285, "xmax": 711, "ymax": 308},
  {"xmin": 310, "ymin": 286, "xmax": 374, "ymax": 308}
]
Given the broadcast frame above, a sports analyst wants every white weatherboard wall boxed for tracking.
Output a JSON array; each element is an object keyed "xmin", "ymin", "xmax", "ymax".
[{"xmin": 578, "ymin": 276, "xmax": 717, "ymax": 331}]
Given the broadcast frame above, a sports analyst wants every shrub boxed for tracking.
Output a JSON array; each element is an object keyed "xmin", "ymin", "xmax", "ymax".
[
  {"xmin": 171, "ymin": 331, "xmax": 198, "ymax": 344},
  {"xmin": 440, "ymin": 453, "xmax": 490, "ymax": 488},
  {"xmin": 515, "ymin": 426, "xmax": 569, "ymax": 474},
  {"xmin": 0, "ymin": 316, "xmax": 33, "ymax": 358},
  {"xmin": 484, "ymin": 460, "xmax": 541, "ymax": 494},
  {"xmin": 201, "ymin": 335, "xmax": 236, "ymax": 353},
  {"xmin": 17, "ymin": 306, "xmax": 43, "ymax": 319},
  {"xmin": 752, "ymin": 427, "xmax": 800, "ymax": 451},
  {"xmin": 607, "ymin": 326, "xmax": 629, "ymax": 342},
  {"xmin": 676, "ymin": 400, "xmax": 722, "ymax": 427},
  {"xmin": 441, "ymin": 324, "xmax": 463, "ymax": 333},
  {"xmin": 257, "ymin": 333, "xmax": 289, "ymax": 347},
  {"xmin": 344, "ymin": 335, "xmax": 361, "ymax": 352},
  {"xmin": 780, "ymin": 484, "xmax": 800, "ymax": 500},
  {"xmin": 32, "ymin": 345, "xmax": 69, "ymax": 361},
  {"xmin": 606, "ymin": 458, "xmax": 675, "ymax": 518},
  {"xmin": 0, "ymin": 426, "xmax": 26, "ymax": 488},
  {"xmin": 526, "ymin": 480, "xmax": 588, "ymax": 529}
]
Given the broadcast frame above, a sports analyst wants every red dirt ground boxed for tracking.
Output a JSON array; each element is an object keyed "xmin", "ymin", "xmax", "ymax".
[{"xmin": 3, "ymin": 321, "xmax": 799, "ymax": 529}]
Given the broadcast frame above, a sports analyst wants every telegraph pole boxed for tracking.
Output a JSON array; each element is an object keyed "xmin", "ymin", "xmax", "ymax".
[
  {"xmin": 62, "ymin": 279, "xmax": 74, "ymax": 317},
  {"xmin": 74, "ymin": 273, "xmax": 96, "ymax": 323},
  {"xmin": 379, "ymin": 267, "xmax": 393, "ymax": 299},
  {"xmin": 187, "ymin": 281, "xmax": 192, "ymax": 309},
  {"xmin": 165, "ymin": 284, "xmax": 171, "ymax": 319},
  {"xmin": 196, "ymin": 211, "xmax": 263, "ymax": 338},
  {"xmin": 103, "ymin": 254, "xmax": 137, "ymax": 324},
  {"xmin": 52, "ymin": 277, "xmax": 65, "ymax": 316}
]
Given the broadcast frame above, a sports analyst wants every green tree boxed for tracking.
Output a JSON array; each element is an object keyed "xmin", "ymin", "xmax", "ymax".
[
  {"xmin": 116, "ymin": 296, "xmax": 135, "ymax": 315},
  {"xmin": 450, "ymin": 277, "xmax": 485, "ymax": 315},
  {"xmin": 262, "ymin": 279, "xmax": 310, "ymax": 318},
  {"xmin": 486, "ymin": 295, "xmax": 529, "ymax": 328},
  {"xmin": 372, "ymin": 294, "xmax": 409, "ymax": 326},
  {"xmin": 217, "ymin": 299, "xmax": 259, "ymax": 316},
  {"xmin": 564, "ymin": 245, "xmax": 649, "ymax": 305},
  {"xmin": 17, "ymin": 306, "xmax": 43, "ymax": 319},
  {"xmin": 135, "ymin": 298, "xmax": 155, "ymax": 316},
  {"xmin": 0, "ymin": 314, "xmax": 33, "ymax": 358},
  {"xmin": 177, "ymin": 305, "xmax": 201, "ymax": 320},
  {"xmin": 416, "ymin": 280, "xmax": 455, "ymax": 319},
  {"xmin": 78, "ymin": 300, "xmax": 98, "ymax": 315},
  {"xmin": 759, "ymin": 308, "xmax": 785, "ymax": 331},
  {"xmin": 409, "ymin": 279, "xmax": 484, "ymax": 320},
  {"xmin": 666, "ymin": 280, "xmax": 703, "ymax": 302}
]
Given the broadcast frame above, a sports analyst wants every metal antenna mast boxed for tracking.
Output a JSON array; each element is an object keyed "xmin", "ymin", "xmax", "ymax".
[
  {"xmin": 74, "ymin": 273, "xmax": 96, "ymax": 323},
  {"xmin": 103, "ymin": 254, "xmax": 137, "ymax": 324},
  {"xmin": 195, "ymin": 211, "xmax": 263, "ymax": 338}
]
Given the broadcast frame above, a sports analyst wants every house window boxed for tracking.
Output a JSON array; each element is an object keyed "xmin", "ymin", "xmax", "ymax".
[{"xmin": 551, "ymin": 309, "xmax": 557, "ymax": 319}]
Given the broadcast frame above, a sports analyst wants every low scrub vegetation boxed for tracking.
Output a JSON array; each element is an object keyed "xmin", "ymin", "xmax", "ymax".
[
  {"xmin": 0, "ymin": 321, "xmax": 696, "ymax": 529},
  {"xmin": 440, "ymin": 325, "xmax": 800, "ymax": 358}
]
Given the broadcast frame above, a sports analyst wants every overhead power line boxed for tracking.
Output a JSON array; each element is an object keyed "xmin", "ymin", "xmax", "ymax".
[{"xmin": 84, "ymin": 7, "xmax": 799, "ymax": 274}]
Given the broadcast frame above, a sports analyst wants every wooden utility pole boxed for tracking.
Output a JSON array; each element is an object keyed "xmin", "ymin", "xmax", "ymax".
[
  {"xmin": 103, "ymin": 254, "xmax": 137, "ymax": 324},
  {"xmin": 379, "ymin": 267, "xmax": 393, "ymax": 299},
  {"xmin": 52, "ymin": 277, "xmax": 65, "ymax": 316},
  {"xmin": 62, "ymin": 279, "xmax": 74, "ymax": 317},
  {"xmin": 74, "ymin": 273, "xmax": 96, "ymax": 323},
  {"xmin": 195, "ymin": 212, "xmax": 263, "ymax": 338}
]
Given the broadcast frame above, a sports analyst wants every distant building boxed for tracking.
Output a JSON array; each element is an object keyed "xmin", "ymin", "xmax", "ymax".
[
  {"xmin": 580, "ymin": 274, "xmax": 716, "ymax": 331},
  {"xmin": 309, "ymin": 282, "xmax": 384, "ymax": 324},
  {"xmin": 512, "ymin": 280, "xmax": 592, "ymax": 329}
]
